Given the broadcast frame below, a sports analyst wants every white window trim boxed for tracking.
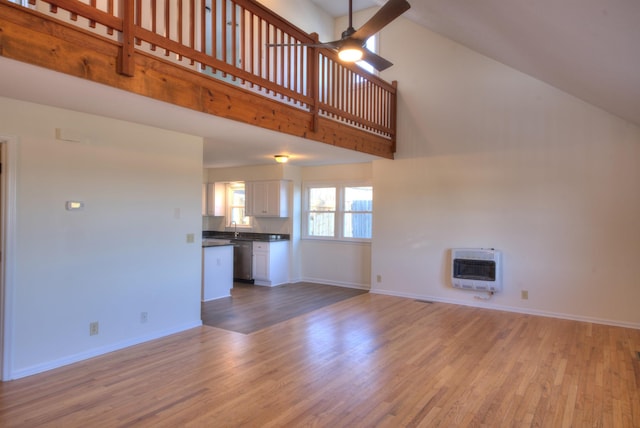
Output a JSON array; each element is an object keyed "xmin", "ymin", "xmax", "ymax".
[
  {"xmin": 225, "ymin": 182, "xmax": 252, "ymax": 229},
  {"xmin": 302, "ymin": 180, "xmax": 372, "ymax": 243}
]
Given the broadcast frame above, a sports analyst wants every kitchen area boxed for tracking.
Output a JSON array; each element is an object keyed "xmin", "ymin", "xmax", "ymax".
[{"xmin": 201, "ymin": 167, "xmax": 294, "ymax": 302}]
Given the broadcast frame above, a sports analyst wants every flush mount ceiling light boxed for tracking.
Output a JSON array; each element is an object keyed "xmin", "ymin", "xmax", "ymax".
[{"xmin": 274, "ymin": 155, "xmax": 289, "ymax": 163}]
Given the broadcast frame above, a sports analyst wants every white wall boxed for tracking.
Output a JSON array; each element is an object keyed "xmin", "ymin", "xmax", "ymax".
[
  {"xmin": 0, "ymin": 97, "xmax": 204, "ymax": 378},
  {"xmin": 300, "ymin": 163, "xmax": 372, "ymax": 289},
  {"xmin": 258, "ymin": 0, "xmax": 334, "ymax": 43},
  {"xmin": 370, "ymin": 18, "xmax": 640, "ymax": 327}
]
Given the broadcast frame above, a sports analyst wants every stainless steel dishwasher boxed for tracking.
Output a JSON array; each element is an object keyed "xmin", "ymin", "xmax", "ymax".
[{"xmin": 232, "ymin": 239, "xmax": 253, "ymax": 281}]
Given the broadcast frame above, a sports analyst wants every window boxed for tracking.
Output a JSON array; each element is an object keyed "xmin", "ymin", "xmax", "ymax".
[
  {"xmin": 303, "ymin": 183, "xmax": 372, "ymax": 241},
  {"xmin": 356, "ymin": 36, "xmax": 377, "ymax": 74},
  {"xmin": 227, "ymin": 182, "xmax": 250, "ymax": 227}
]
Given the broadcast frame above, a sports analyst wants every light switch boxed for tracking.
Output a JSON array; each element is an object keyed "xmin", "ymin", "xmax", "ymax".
[{"xmin": 186, "ymin": 233, "xmax": 195, "ymax": 243}]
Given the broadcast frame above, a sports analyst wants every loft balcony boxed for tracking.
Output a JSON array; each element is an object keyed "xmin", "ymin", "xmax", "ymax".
[{"xmin": 0, "ymin": 0, "xmax": 397, "ymax": 159}]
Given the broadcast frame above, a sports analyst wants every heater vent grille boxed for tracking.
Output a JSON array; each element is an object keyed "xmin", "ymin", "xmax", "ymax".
[{"xmin": 451, "ymin": 248, "xmax": 502, "ymax": 292}]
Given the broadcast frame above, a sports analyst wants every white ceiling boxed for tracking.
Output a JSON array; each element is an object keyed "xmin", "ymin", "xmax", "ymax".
[
  {"xmin": 2, "ymin": 0, "xmax": 638, "ymax": 169},
  {"xmin": 314, "ymin": 0, "xmax": 640, "ymax": 127}
]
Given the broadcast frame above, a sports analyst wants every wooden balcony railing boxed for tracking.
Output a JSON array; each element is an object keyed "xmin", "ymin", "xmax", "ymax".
[{"xmin": 15, "ymin": 0, "xmax": 397, "ymax": 145}]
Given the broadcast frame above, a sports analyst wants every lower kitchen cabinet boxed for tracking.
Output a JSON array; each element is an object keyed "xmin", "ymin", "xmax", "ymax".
[
  {"xmin": 252, "ymin": 241, "xmax": 289, "ymax": 286},
  {"xmin": 202, "ymin": 245, "xmax": 233, "ymax": 301}
]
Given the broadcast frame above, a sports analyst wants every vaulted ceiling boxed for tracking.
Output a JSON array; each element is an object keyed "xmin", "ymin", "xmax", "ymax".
[
  {"xmin": 313, "ymin": 0, "xmax": 640, "ymax": 127},
  {"xmin": 2, "ymin": 1, "xmax": 639, "ymax": 169}
]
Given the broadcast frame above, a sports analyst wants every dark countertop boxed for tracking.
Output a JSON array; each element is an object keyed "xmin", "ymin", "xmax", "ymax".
[
  {"xmin": 202, "ymin": 241, "xmax": 234, "ymax": 248},
  {"xmin": 203, "ymin": 231, "xmax": 290, "ymax": 242}
]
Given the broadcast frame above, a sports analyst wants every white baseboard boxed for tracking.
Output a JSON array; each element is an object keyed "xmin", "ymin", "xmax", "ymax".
[
  {"xmin": 370, "ymin": 287, "xmax": 640, "ymax": 330},
  {"xmin": 298, "ymin": 277, "xmax": 371, "ymax": 291},
  {"xmin": 202, "ymin": 294, "xmax": 231, "ymax": 302},
  {"xmin": 8, "ymin": 321, "xmax": 203, "ymax": 380}
]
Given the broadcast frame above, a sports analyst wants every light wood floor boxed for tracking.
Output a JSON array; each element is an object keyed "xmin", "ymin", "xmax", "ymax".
[{"xmin": 1, "ymin": 291, "xmax": 639, "ymax": 427}]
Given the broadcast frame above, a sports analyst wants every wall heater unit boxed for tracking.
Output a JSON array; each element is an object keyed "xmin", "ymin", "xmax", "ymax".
[{"xmin": 451, "ymin": 248, "xmax": 502, "ymax": 292}]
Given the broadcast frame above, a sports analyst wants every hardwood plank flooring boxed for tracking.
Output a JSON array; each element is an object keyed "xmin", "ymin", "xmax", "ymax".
[
  {"xmin": 202, "ymin": 282, "xmax": 368, "ymax": 334},
  {"xmin": 1, "ymin": 293, "xmax": 639, "ymax": 427}
]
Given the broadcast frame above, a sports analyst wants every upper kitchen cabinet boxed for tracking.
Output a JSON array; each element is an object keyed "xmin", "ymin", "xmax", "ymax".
[
  {"xmin": 202, "ymin": 183, "xmax": 226, "ymax": 216},
  {"xmin": 245, "ymin": 180, "xmax": 289, "ymax": 217}
]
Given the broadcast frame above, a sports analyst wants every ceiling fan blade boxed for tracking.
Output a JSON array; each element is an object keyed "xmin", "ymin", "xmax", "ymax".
[
  {"xmin": 351, "ymin": 0, "xmax": 411, "ymax": 41},
  {"xmin": 360, "ymin": 48, "xmax": 394, "ymax": 72}
]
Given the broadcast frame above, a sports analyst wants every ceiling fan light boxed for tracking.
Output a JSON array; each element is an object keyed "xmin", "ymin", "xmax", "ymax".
[{"xmin": 338, "ymin": 47, "xmax": 363, "ymax": 62}]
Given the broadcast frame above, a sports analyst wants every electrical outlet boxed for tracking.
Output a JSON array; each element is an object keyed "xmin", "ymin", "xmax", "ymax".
[
  {"xmin": 521, "ymin": 290, "xmax": 529, "ymax": 300},
  {"xmin": 89, "ymin": 321, "xmax": 99, "ymax": 336},
  {"xmin": 376, "ymin": 275, "xmax": 382, "ymax": 283},
  {"xmin": 140, "ymin": 312, "xmax": 148, "ymax": 323}
]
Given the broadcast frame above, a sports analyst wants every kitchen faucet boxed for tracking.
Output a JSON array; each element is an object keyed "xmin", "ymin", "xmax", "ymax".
[{"xmin": 232, "ymin": 221, "xmax": 239, "ymax": 238}]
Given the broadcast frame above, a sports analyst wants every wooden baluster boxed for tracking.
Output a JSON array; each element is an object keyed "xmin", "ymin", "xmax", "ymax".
[
  {"xmin": 200, "ymin": 0, "xmax": 207, "ymax": 70},
  {"xmin": 373, "ymin": 82, "xmax": 377, "ymax": 127},
  {"xmin": 345, "ymin": 68, "xmax": 350, "ymax": 123},
  {"xmin": 248, "ymin": 12, "xmax": 255, "ymax": 87},
  {"xmin": 321, "ymin": 54, "xmax": 327, "ymax": 108},
  {"xmin": 350, "ymin": 69, "xmax": 354, "ymax": 120},
  {"xmin": 89, "ymin": 0, "xmax": 96, "ymax": 28},
  {"xmin": 240, "ymin": 7, "xmax": 246, "ymax": 80},
  {"xmin": 391, "ymin": 80, "xmax": 397, "ymax": 148},
  {"xmin": 231, "ymin": 1, "xmax": 237, "ymax": 80},
  {"xmin": 379, "ymin": 85, "xmax": 383, "ymax": 129},
  {"xmin": 118, "ymin": 0, "xmax": 135, "ymax": 77},
  {"xmin": 106, "ymin": 0, "xmax": 114, "ymax": 35},
  {"xmin": 211, "ymin": 0, "xmax": 216, "ymax": 66},
  {"xmin": 341, "ymin": 65, "xmax": 345, "ymax": 116},
  {"xmin": 373, "ymin": 84, "xmax": 378, "ymax": 132},
  {"xmin": 200, "ymin": 0, "xmax": 206, "ymax": 69},
  {"xmin": 293, "ymin": 38, "xmax": 298, "ymax": 100},
  {"xmin": 135, "ymin": 0, "xmax": 142, "ymax": 46},
  {"xmin": 280, "ymin": 31, "xmax": 286, "ymax": 98},
  {"xmin": 189, "ymin": 0, "xmax": 195, "ymax": 64},
  {"xmin": 359, "ymin": 74, "xmax": 364, "ymax": 126},
  {"xmin": 164, "ymin": 0, "xmax": 170, "ymax": 55},
  {"xmin": 323, "ymin": 55, "xmax": 329, "ymax": 113},
  {"xmin": 177, "ymin": 0, "xmax": 183, "ymax": 61},
  {"xmin": 150, "ymin": 0, "xmax": 157, "ymax": 51},
  {"xmin": 366, "ymin": 79, "xmax": 371, "ymax": 128},
  {"xmin": 309, "ymin": 34, "xmax": 319, "ymax": 132},
  {"xmin": 265, "ymin": 23, "xmax": 271, "ymax": 84},
  {"xmin": 221, "ymin": 0, "xmax": 227, "ymax": 73},
  {"xmin": 199, "ymin": 0, "xmax": 205, "ymax": 58},
  {"xmin": 385, "ymin": 88, "xmax": 390, "ymax": 130},
  {"xmin": 257, "ymin": 17, "xmax": 263, "ymax": 83},
  {"xmin": 332, "ymin": 59, "xmax": 337, "ymax": 118}
]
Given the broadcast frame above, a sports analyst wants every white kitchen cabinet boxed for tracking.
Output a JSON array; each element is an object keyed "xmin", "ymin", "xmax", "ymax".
[
  {"xmin": 202, "ymin": 182, "xmax": 225, "ymax": 216},
  {"xmin": 252, "ymin": 240, "xmax": 289, "ymax": 286},
  {"xmin": 202, "ymin": 244, "xmax": 233, "ymax": 301},
  {"xmin": 245, "ymin": 180, "xmax": 289, "ymax": 217}
]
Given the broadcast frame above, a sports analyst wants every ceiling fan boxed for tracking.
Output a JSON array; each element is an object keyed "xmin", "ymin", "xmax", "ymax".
[{"xmin": 269, "ymin": 0, "xmax": 411, "ymax": 72}]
